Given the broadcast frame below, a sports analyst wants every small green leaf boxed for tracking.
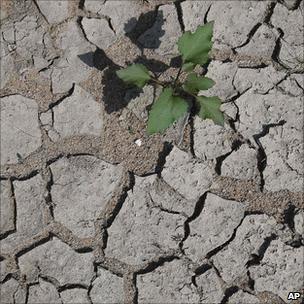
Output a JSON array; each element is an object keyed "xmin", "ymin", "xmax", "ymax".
[
  {"xmin": 183, "ymin": 73, "xmax": 215, "ymax": 94},
  {"xmin": 196, "ymin": 96, "xmax": 224, "ymax": 126},
  {"xmin": 182, "ymin": 62, "xmax": 196, "ymax": 72},
  {"xmin": 178, "ymin": 22, "xmax": 213, "ymax": 66},
  {"xmin": 147, "ymin": 88, "xmax": 188, "ymax": 134},
  {"xmin": 116, "ymin": 64, "xmax": 151, "ymax": 88}
]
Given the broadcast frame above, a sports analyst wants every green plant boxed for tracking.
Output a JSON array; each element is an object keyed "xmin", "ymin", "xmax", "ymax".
[{"xmin": 116, "ymin": 22, "xmax": 224, "ymax": 135}]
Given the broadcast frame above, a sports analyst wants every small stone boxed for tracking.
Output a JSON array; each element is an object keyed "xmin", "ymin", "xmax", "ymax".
[
  {"xmin": 0, "ymin": 180, "xmax": 15, "ymax": 235},
  {"xmin": 250, "ymin": 239, "xmax": 304, "ymax": 303},
  {"xmin": 81, "ymin": 17, "xmax": 116, "ymax": 50},
  {"xmin": 61, "ymin": 288, "xmax": 90, "ymax": 304},
  {"xmin": 18, "ymin": 237, "xmax": 94, "ymax": 286},
  {"xmin": 1, "ymin": 174, "xmax": 47, "ymax": 253},
  {"xmin": 196, "ymin": 268, "xmax": 225, "ymax": 303},
  {"xmin": 90, "ymin": 267, "xmax": 124, "ymax": 303},
  {"xmin": 50, "ymin": 156, "xmax": 123, "ymax": 238},
  {"xmin": 201, "ymin": 61, "xmax": 238, "ymax": 101},
  {"xmin": 228, "ymin": 290, "xmax": 260, "ymax": 303},
  {"xmin": 184, "ymin": 193, "xmax": 245, "ymax": 262},
  {"xmin": 212, "ymin": 214, "xmax": 277, "ymax": 284},
  {"xmin": 162, "ymin": 147, "xmax": 215, "ymax": 201},
  {"xmin": 137, "ymin": 259, "xmax": 200, "ymax": 303},
  {"xmin": 194, "ymin": 117, "xmax": 233, "ymax": 160},
  {"xmin": 28, "ymin": 279, "xmax": 61, "ymax": 304},
  {"xmin": 52, "ymin": 85, "xmax": 103, "ymax": 139},
  {"xmin": 0, "ymin": 95, "xmax": 41, "ymax": 165},
  {"xmin": 36, "ymin": 0, "xmax": 69, "ymax": 24},
  {"xmin": 138, "ymin": 4, "xmax": 182, "ymax": 56},
  {"xmin": 221, "ymin": 145, "xmax": 259, "ymax": 181},
  {"xmin": 135, "ymin": 139, "xmax": 142, "ymax": 147},
  {"xmin": 105, "ymin": 175, "xmax": 185, "ymax": 265}
]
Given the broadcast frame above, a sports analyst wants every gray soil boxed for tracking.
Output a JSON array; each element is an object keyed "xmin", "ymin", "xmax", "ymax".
[{"xmin": 0, "ymin": 0, "xmax": 303, "ymax": 303}]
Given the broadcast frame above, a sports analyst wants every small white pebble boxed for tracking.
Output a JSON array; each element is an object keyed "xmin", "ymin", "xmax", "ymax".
[
  {"xmin": 8, "ymin": 44, "xmax": 16, "ymax": 52},
  {"xmin": 135, "ymin": 139, "xmax": 142, "ymax": 147}
]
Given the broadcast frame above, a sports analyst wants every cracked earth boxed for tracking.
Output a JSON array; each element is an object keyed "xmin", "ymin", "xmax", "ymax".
[{"xmin": 0, "ymin": 0, "xmax": 303, "ymax": 303}]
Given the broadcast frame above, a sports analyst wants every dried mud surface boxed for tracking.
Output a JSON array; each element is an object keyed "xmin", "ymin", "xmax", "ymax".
[{"xmin": 0, "ymin": 0, "xmax": 303, "ymax": 303}]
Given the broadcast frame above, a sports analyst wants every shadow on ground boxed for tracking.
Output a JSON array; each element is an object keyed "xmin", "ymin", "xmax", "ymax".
[{"xmin": 78, "ymin": 9, "xmax": 177, "ymax": 114}]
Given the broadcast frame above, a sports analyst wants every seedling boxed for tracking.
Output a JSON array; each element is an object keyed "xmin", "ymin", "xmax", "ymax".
[{"xmin": 116, "ymin": 22, "xmax": 224, "ymax": 135}]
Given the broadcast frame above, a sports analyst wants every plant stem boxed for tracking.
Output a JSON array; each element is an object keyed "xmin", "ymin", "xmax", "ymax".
[
  {"xmin": 184, "ymin": 89, "xmax": 198, "ymax": 100},
  {"xmin": 173, "ymin": 67, "xmax": 182, "ymax": 87},
  {"xmin": 150, "ymin": 77, "xmax": 166, "ymax": 87}
]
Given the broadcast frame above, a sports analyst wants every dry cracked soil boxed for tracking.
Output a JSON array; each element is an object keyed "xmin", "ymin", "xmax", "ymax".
[{"xmin": 0, "ymin": 0, "xmax": 303, "ymax": 303}]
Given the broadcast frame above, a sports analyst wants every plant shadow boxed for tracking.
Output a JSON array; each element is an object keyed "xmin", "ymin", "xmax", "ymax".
[
  {"xmin": 125, "ymin": 10, "xmax": 165, "ymax": 51},
  {"xmin": 79, "ymin": 9, "xmax": 177, "ymax": 114}
]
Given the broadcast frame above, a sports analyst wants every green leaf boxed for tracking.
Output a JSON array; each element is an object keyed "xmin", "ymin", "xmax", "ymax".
[
  {"xmin": 182, "ymin": 62, "xmax": 196, "ymax": 72},
  {"xmin": 183, "ymin": 73, "xmax": 215, "ymax": 94},
  {"xmin": 196, "ymin": 96, "xmax": 224, "ymax": 126},
  {"xmin": 147, "ymin": 88, "xmax": 188, "ymax": 134},
  {"xmin": 116, "ymin": 64, "xmax": 151, "ymax": 88},
  {"xmin": 178, "ymin": 22, "xmax": 213, "ymax": 66}
]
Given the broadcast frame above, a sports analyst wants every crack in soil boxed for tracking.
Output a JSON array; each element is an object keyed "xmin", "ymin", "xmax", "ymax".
[
  {"xmin": 179, "ymin": 193, "xmax": 208, "ymax": 254},
  {"xmin": 174, "ymin": 0, "xmax": 186, "ymax": 33},
  {"xmin": 220, "ymin": 285, "xmax": 239, "ymax": 304},
  {"xmin": 233, "ymin": 2, "xmax": 277, "ymax": 52},
  {"xmin": 1, "ymin": 1, "xmax": 303, "ymax": 302},
  {"xmin": 252, "ymin": 120, "xmax": 286, "ymax": 191}
]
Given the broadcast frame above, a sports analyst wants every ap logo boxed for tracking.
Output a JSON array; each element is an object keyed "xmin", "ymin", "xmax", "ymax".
[{"xmin": 287, "ymin": 292, "xmax": 301, "ymax": 301}]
